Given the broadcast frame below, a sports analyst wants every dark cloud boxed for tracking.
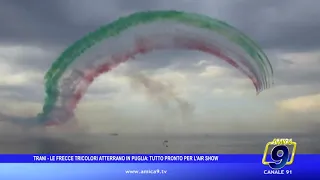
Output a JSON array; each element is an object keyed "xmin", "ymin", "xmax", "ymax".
[
  {"xmin": 1, "ymin": 0, "xmax": 320, "ymax": 51},
  {"xmin": 0, "ymin": 0, "xmax": 93, "ymax": 46},
  {"xmin": 227, "ymin": 0, "xmax": 320, "ymax": 51}
]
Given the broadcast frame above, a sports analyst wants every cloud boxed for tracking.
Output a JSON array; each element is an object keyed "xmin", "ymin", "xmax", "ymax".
[
  {"xmin": 275, "ymin": 51, "xmax": 320, "ymax": 86},
  {"xmin": 277, "ymin": 94, "xmax": 320, "ymax": 113},
  {"xmin": 199, "ymin": 66, "xmax": 231, "ymax": 78},
  {"xmin": 0, "ymin": 44, "xmax": 59, "ymax": 72}
]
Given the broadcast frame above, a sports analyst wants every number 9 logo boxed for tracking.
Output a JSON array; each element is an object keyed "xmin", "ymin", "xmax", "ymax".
[{"xmin": 269, "ymin": 145, "xmax": 289, "ymax": 169}]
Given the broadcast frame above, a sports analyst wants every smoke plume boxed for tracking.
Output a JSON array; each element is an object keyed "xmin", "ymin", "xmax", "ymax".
[{"xmin": 127, "ymin": 72, "xmax": 195, "ymax": 121}]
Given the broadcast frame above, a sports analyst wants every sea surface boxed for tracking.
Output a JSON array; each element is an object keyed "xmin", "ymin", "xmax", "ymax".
[{"xmin": 0, "ymin": 131, "xmax": 318, "ymax": 154}]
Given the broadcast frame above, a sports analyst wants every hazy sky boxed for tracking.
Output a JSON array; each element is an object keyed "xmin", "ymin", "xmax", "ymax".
[{"xmin": 0, "ymin": 0, "xmax": 319, "ymax": 133}]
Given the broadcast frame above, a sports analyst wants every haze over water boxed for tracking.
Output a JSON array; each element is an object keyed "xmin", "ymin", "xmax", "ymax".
[{"xmin": 0, "ymin": 128, "xmax": 318, "ymax": 154}]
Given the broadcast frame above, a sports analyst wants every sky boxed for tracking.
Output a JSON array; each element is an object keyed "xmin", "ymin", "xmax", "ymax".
[{"xmin": 0, "ymin": 0, "xmax": 319, "ymax": 134}]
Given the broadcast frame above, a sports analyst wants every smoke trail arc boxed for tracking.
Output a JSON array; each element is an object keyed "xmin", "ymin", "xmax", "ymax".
[{"xmin": 36, "ymin": 10, "xmax": 273, "ymax": 125}]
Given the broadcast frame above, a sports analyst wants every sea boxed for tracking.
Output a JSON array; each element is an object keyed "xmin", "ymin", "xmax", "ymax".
[{"xmin": 0, "ymin": 131, "xmax": 318, "ymax": 154}]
